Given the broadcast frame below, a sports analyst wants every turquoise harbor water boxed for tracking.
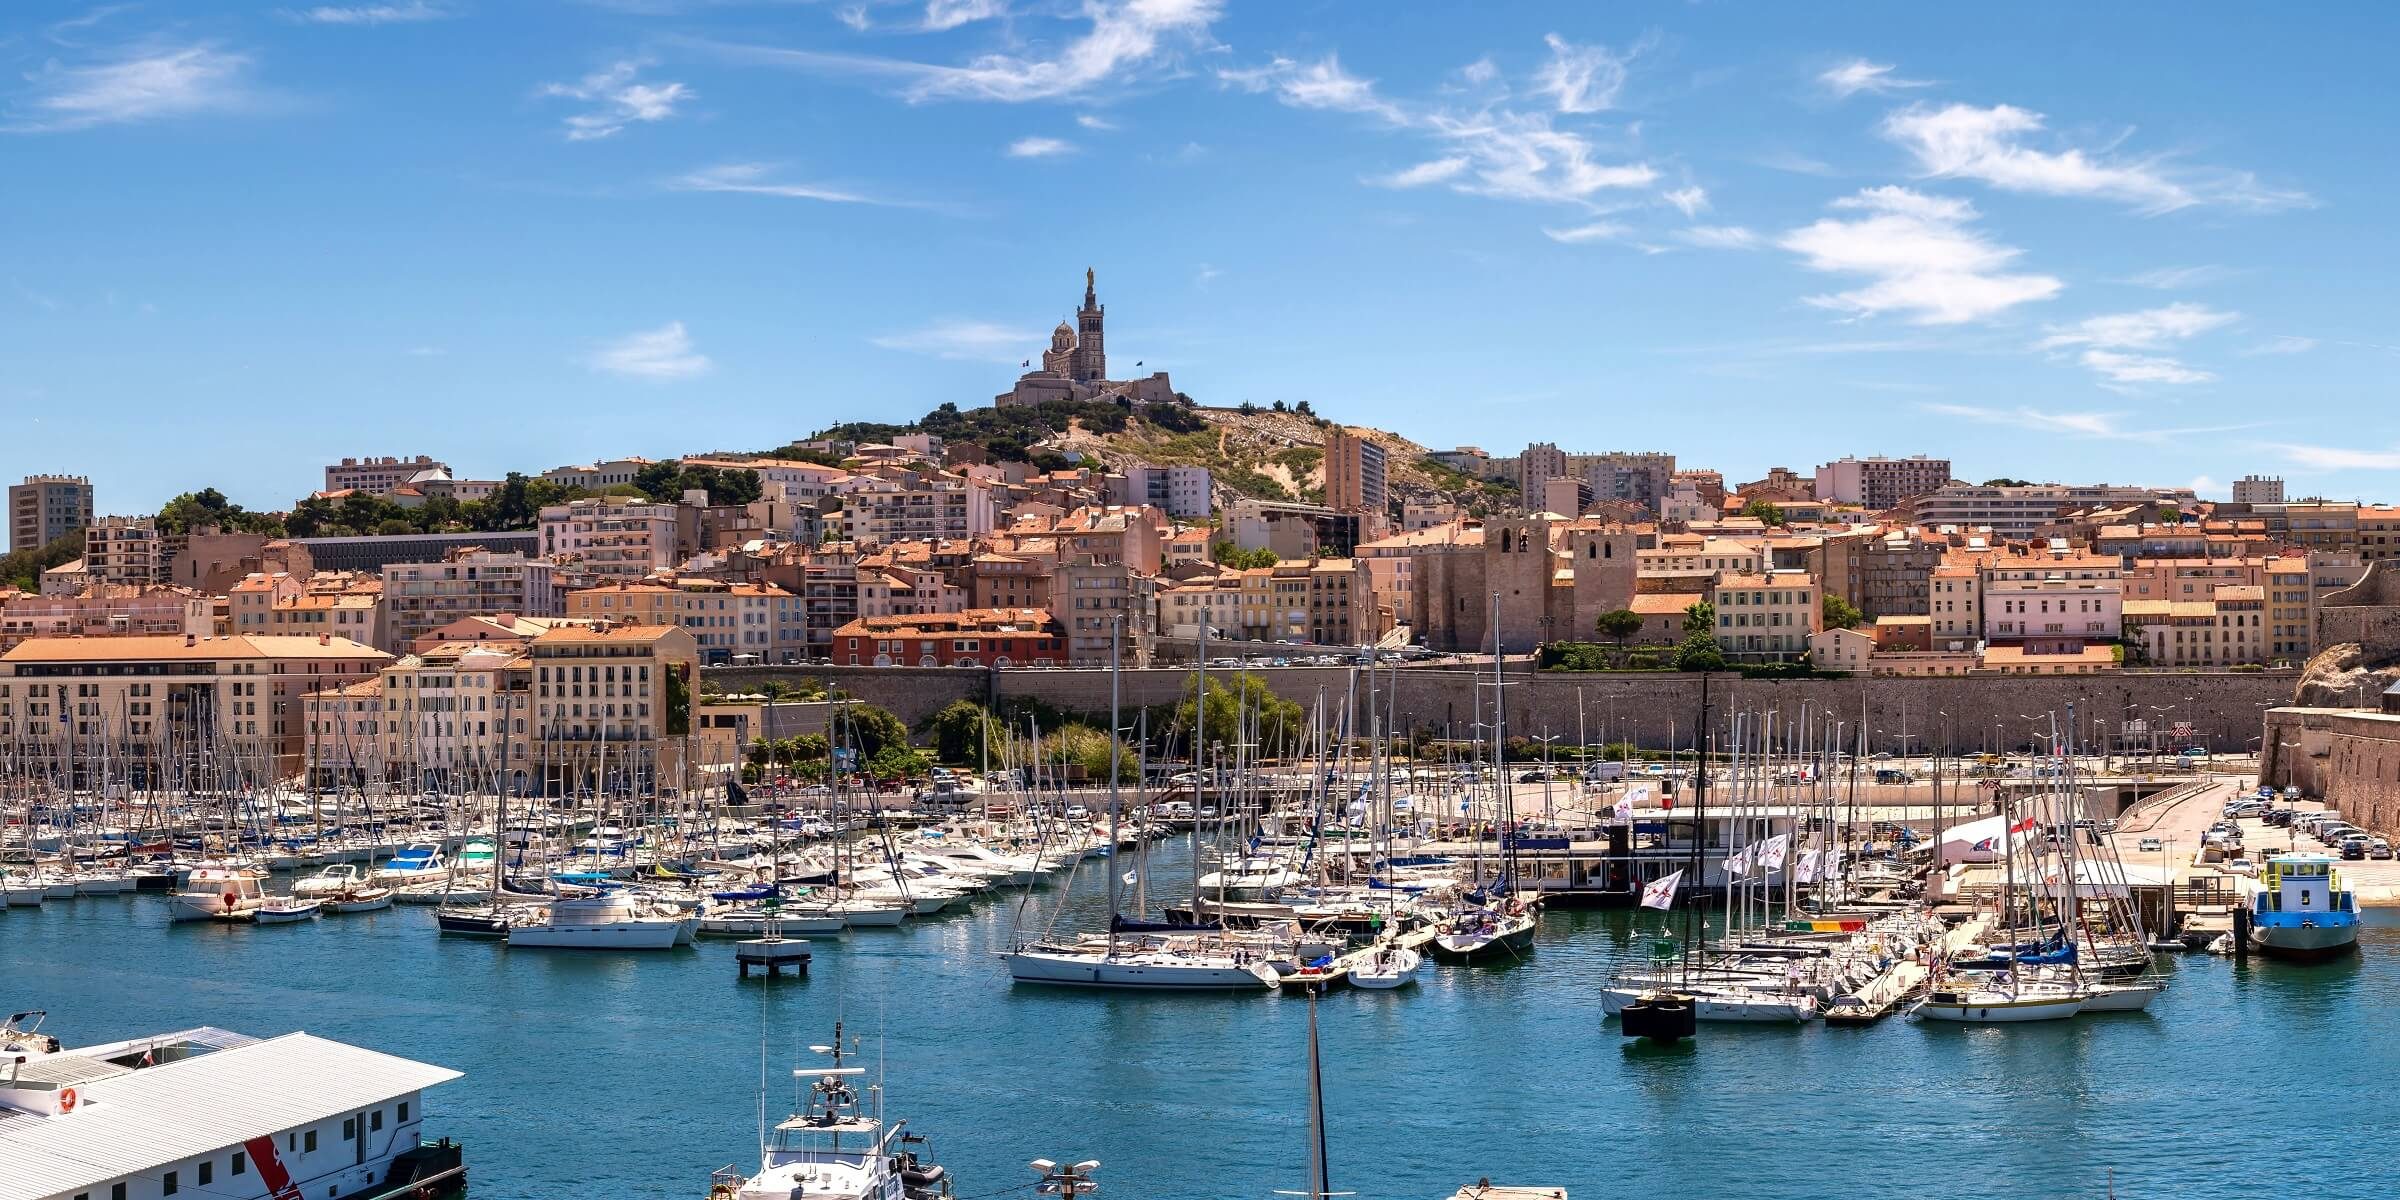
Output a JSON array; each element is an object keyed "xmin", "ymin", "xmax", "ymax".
[{"xmin": 9, "ymin": 841, "xmax": 2400, "ymax": 1200}]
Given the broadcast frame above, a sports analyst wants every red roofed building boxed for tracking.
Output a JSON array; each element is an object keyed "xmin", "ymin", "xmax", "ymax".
[{"xmin": 830, "ymin": 608, "xmax": 1067, "ymax": 668}]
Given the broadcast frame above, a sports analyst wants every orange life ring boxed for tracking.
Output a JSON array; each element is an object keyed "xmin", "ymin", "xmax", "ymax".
[{"xmin": 57, "ymin": 1087, "xmax": 77, "ymax": 1113}]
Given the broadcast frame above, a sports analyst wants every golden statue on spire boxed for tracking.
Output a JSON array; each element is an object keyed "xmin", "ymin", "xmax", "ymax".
[{"xmin": 1086, "ymin": 267, "xmax": 1095, "ymax": 291}]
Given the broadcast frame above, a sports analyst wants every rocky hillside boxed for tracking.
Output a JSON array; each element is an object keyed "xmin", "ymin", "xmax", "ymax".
[{"xmin": 1050, "ymin": 404, "xmax": 1512, "ymax": 511}]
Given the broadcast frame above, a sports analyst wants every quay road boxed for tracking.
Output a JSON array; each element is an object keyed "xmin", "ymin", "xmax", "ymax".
[{"xmin": 2112, "ymin": 770, "xmax": 2400, "ymax": 905}]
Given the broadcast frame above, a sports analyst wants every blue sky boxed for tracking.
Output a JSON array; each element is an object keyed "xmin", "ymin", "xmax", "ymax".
[{"xmin": 3, "ymin": 1, "xmax": 2393, "ymax": 514}]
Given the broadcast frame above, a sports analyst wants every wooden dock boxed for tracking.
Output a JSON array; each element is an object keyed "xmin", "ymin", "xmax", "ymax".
[
  {"xmin": 1824, "ymin": 914, "xmax": 1989, "ymax": 1025},
  {"xmin": 1274, "ymin": 927, "xmax": 1438, "ymax": 990}
]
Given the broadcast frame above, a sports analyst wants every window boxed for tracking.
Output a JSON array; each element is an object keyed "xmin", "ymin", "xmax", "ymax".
[
  {"xmin": 371, "ymin": 1109, "xmax": 384, "ymax": 1131},
  {"xmin": 233, "ymin": 1152, "xmax": 247, "ymax": 1175},
  {"xmin": 399, "ymin": 1101, "xmax": 411, "ymax": 1124},
  {"xmin": 114, "ymin": 1187, "xmax": 127, "ymax": 1200},
  {"xmin": 164, "ymin": 1173, "xmax": 179, "ymax": 1196},
  {"xmin": 199, "ymin": 1162, "xmax": 213, "ymax": 1186},
  {"xmin": 306, "ymin": 1129, "xmax": 318, "ymax": 1152}
]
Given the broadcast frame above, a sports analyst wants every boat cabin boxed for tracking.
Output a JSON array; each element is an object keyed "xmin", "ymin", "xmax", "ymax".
[{"xmin": 2256, "ymin": 855, "xmax": 2347, "ymax": 916}]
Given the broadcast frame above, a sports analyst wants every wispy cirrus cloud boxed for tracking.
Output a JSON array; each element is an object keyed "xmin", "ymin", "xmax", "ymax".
[
  {"xmin": 1882, "ymin": 102, "xmax": 2309, "ymax": 214},
  {"xmin": 1542, "ymin": 221, "xmax": 1630, "ymax": 245},
  {"xmin": 1677, "ymin": 225, "xmax": 1759, "ymax": 250},
  {"xmin": 2269, "ymin": 443, "xmax": 2400, "ymax": 471},
  {"xmin": 1225, "ymin": 47, "xmax": 1658, "ymax": 210},
  {"xmin": 871, "ymin": 320, "xmax": 1039, "ymax": 363},
  {"xmin": 2116, "ymin": 264, "xmax": 2233, "ymax": 290},
  {"xmin": 2037, "ymin": 302, "xmax": 2237, "ymax": 386},
  {"xmin": 541, "ymin": 60, "xmax": 691, "ymax": 140},
  {"xmin": 685, "ymin": 0, "xmax": 1220, "ymax": 104},
  {"xmin": 920, "ymin": 0, "xmax": 1007, "ymax": 32},
  {"xmin": 8, "ymin": 42, "xmax": 263, "ymax": 132},
  {"xmin": 666, "ymin": 162, "xmax": 931, "ymax": 209},
  {"xmin": 1662, "ymin": 185, "xmax": 1707, "ymax": 216},
  {"xmin": 591, "ymin": 322, "xmax": 710, "ymax": 379},
  {"xmin": 1075, "ymin": 113, "xmax": 1116, "ymax": 131},
  {"xmin": 283, "ymin": 1, "xmax": 450, "ymax": 24},
  {"xmin": 1533, "ymin": 32, "xmax": 1643, "ymax": 114},
  {"xmin": 1778, "ymin": 186, "xmax": 2061, "ymax": 324},
  {"xmin": 1817, "ymin": 58, "xmax": 1926, "ymax": 99},
  {"xmin": 1924, "ymin": 402, "xmax": 2253, "ymax": 443},
  {"xmin": 1005, "ymin": 136, "xmax": 1074, "ymax": 158},
  {"xmin": 2244, "ymin": 335, "xmax": 2317, "ymax": 356}
]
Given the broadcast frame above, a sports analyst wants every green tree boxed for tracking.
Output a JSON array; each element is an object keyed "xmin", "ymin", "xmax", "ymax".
[
  {"xmin": 1210, "ymin": 542, "xmax": 1278, "ymax": 570},
  {"xmin": 1740, "ymin": 498, "xmax": 1787, "ymax": 527},
  {"xmin": 1982, "ymin": 477, "xmax": 2031, "ymax": 487},
  {"xmin": 0, "ymin": 529, "xmax": 85, "ymax": 592},
  {"xmin": 1170, "ymin": 672, "xmax": 1305, "ymax": 758},
  {"xmin": 1681, "ymin": 601, "xmax": 1716, "ymax": 640},
  {"xmin": 1595, "ymin": 608, "xmax": 1644, "ymax": 649},
  {"xmin": 838, "ymin": 703, "xmax": 910, "ymax": 760},
  {"xmin": 1675, "ymin": 637, "xmax": 1726, "ymax": 672},
  {"xmin": 923, "ymin": 699, "xmax": 1006, "ymax": 765},
  {"xmin": 1821, "ymin": 592, "xmax": 1864, "ymax": 631}
]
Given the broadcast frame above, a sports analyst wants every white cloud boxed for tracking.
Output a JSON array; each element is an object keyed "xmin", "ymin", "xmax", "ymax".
[
  {"xmin": 667, "ymin": 162, "xmax": 912, "ymax": 207},
  {"xmin": 591, "ymin": 322, "xmax": 710, "ymax": 379},
  {"xmin": 1371, "ymin": 156, "xmax": 1468, "ymax": 188},
  {"xmin": 1883, "ymin": 102, "xmax": 2308, "ymax": 214},
  {"xmin": 2189, "ymin": 474, "xmax": 2220, "ymax": 496},
  {"xmin": 698, "ymin": 0, "xmax": 1221, "ymax": 104},
  {"xmin": 1677, "ymin": 225, "xmax": 1759, "ymax": 249},
  {"xmin": 2118, "ymin": 264, "xmax": 2231, "ymax": 290},
  {"xmin": 1226, "ymin": 49, "xmax": 1656, "ymax": 207},
  {"xmin": 2077, "ymin": 349, "xmax": 2213, "ymax": 385},
  {"xmin": 1817, "ymin": 58, "xmax": 1925, "ymax": 99},
  {"xmin": 1542, "ymin": 221, "xmax": 1629, "ymax": 245},
  {"xmin": 1533, "ymin": 32, "xmax": 1634, "ymax": 114},
  {"xmin": 871, "ymin": 320, "xmax": 1039, "ymax": 362},
  {"xmin": 1457, "ymin": 57, "xmax": 1499, "ymax": 87},
  {"xmin": 285, "ymin": 1, "xmax": 448, "ymax": 24},
  {"xmin": 542, "ymin": 61, "xmax": 691, "ymax": 140},
  {"xmin": 2037, "ymin": 302, "xmax": 2235, "ymax": 386},
  {"xmin": 1075, "ymin": 113, "xmax": 1117, "ymax": 131},
  {"xmin": 1662, "ymin": 185, "xmax": 1707, "ymax": 216},
  {"xmin": 834, "ymin": 5, "xmax": 870, "ymax": 31},
  {"xmin": 11, "ymin": 43, "xmax": 259, "ymax": 132},
  {"xmin": 1194, "ymin": 262, "xmax": 1219, "ymax": 287},
  {"xmin": 2245, "ymin": 335, "xmax": 2317, "ymax": 356},
  {"xmin": 2038, "ymin": 302, "xmax": 2238, "ymax": 351},
  {"xmin": 1006, "ymin": 135, "xmax": 1074, "ymax": 158},
  {"xmin": 1925, "ymin": 402, "xmax": 2250, "ymax": 443},
  {"xmin": 2272, "ymin": 444, "xmax": 2400, "ymax": 471},
  {"xmin": 921, "ymin": 0, "xmax": 1006, "ymax": 32},
  {"xmin": 1778, "ymin": 186, "xmax": 2061, "ymax": 325}
]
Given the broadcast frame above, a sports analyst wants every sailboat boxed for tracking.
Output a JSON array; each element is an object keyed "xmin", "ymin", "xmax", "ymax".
[
  {"xmin": 1006, "ymin": 618, "xmax": 1278, "ymax": 991},
  {"xmin": 1916, "ymin": 725, "xmax": 2083, "ymax": 1023},
  {"xmin": 1427, "ymin": 594, "xmax": 1537, "ymax": 965}
]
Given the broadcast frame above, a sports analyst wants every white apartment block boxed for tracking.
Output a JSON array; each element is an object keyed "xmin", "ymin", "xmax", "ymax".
[
  {"xmin": 1814, "ymin": 456, "xmax": 1952, "ymax": 510},
  {"xmin": 325, "ymin": 455, "xmax": 447, "ymax": 496},
  {"xmin": 383, "ymin": 551, "xmax": 562, "ymax": 649}
]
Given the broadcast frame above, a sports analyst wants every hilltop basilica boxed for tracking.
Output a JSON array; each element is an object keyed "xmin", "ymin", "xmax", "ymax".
[{"xmin": 994, "ymin": 269, "xmax": 1180, "ymax": 408}]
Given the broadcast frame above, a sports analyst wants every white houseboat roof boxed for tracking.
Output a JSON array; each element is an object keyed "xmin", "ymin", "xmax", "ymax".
[{"xmin": 0, "ymin": 1031, "xmax": 461, "ymax": 1200}]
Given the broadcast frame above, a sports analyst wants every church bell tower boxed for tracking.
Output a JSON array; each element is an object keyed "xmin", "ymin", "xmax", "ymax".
[{"xmin": 1073, "ymin": 267, "xmax": 1106, "ymax": 382}]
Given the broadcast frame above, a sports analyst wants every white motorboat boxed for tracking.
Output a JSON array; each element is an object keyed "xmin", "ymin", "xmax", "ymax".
[
  {"xmin": 714, "ymin": 1031, "xmax": 946, "ymax": 1200},
  {"xmin": 1195, "ymin": 856, "xmax": 1305, "ymax": 901},
  {"xmin": 3, "ymin": 873, "xmax": 49, "ymax": 906},
  {"xmin": 506, "ymin": 890, "xmax": 686, "ymax": 950},
  {"xmin": 696, "ymin": 902, "xmax": 849, "ymax": 937},
  {"xmin": 1426, "ymin": 907, "xmax": 1537, "ymax": 963},
  {"xmin": 1006, "ymin": 944, "xmax": 1281, "ymax": 990},
  {"xmin": 2078, "ymin": 979, "xmax": 2164, "ymax": 1012},
  {"xmin": 173, "ymin": 868, "xmax": 268, "ymax": 922},
  {"xmin": 1348, "ymin": 944, "xmax": 1422, "ymax": 990},
  {"xmin": 257, "ymin": 899, "xmax": 324, "ymax": 923},
  {"xmin": 293, "ymin": 863, "xmax": 366, "ymax": 899},
  {"xmin": 372, "ymin": 842, "xmax": 452, "ymax": 887}
]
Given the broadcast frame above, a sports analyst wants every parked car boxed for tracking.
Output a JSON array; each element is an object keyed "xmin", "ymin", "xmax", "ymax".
[
  {"xmin": 2137, "ymin": 837, "xmax": 2164, "ymax": 852},
  {"xmin": 2341, "ymin": 835, "xmax": 2370, "ymax": 860},
  {"xmin": 2373, "ymin": 837, "xmax": 2394, "ymax": 860}
]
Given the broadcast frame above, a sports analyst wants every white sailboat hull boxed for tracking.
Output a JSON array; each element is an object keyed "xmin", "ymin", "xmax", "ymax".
[
  {"xmin": 1600, "ymin": 987, "xmax": 1817, "ymax": 1023},
  {"xmin": 1349, "ymin": 947, "xmax": 1422, "ymax": 990},
  {"xmin": 2078, "ymin": 982, "xmax": 2162, "ymax": 1012},
  {"xmin": 1915, "ymin": 994, "xmax": 2084, "ymax": 1022},
  {"xmin": 1006, "ymin": 949, "xmax": 1279, "ymax": 990},
  {"xmin": 506, "ymin": 917, "xmax": 685, "ymax": 950}
]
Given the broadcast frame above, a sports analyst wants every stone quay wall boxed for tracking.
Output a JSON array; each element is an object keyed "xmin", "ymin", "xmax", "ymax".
[{"xmin": 714, "ymin": 663, "xmax": 2295, "ymax": 754}]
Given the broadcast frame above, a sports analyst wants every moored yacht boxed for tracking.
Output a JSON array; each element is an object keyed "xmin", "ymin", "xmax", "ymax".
[
  {"xmin": 372, "ymin": 842, "xmax": 452, "ymax": 888},
  {"xmin": 506, "ymin": 889, "xmax": 687, "ymax": 950},
  {"xmin": 172, "ymin": 867, "xmax": 268, "ymax": 922},
  {"xmin": 710, "ymin": 1027, "xmax": 950, "ymax": 1200},
  {"xmin": 2245, "ymin": 853, "xmax": 2359, "ymax": 961}
]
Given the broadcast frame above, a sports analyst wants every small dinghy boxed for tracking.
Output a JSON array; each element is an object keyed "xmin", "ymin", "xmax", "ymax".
[{"xmin": 257, "ymin": 899, "xmax": 323, "ymax": 924}]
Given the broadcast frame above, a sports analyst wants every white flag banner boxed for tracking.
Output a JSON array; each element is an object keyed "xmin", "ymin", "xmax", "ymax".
[
  {"xmin": 1724, "ymin": 844, "xmax": 1753, "ymax": 880},
  {"xmin": 1121, "ymin": 870, "xmax": 1139, "ymax": 886},
  {"xmin": 1760, "ymin": 834, "xmax": 1790, "ymax": 873},
  {"xmin": 1793, "ymin": 849, "xmax": 1821, "ymax": 884},
  {"xmin": 1825, "ymin": 848, "xmax": 1845, "ymax": 878},
  {"xmin": 1640, "ymin": 869, "xmax": 1684, "ymax": 910}
]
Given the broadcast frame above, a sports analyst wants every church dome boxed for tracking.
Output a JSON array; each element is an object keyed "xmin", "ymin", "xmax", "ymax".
[{"xmin": 1051, "ymin": 321, "xmax": 1076, "ymax": 350}]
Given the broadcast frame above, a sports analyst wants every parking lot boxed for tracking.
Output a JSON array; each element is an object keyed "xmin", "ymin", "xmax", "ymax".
[{"xmin": 2144, "ymin": 779, "xmax": 2400, "ymax": 904}]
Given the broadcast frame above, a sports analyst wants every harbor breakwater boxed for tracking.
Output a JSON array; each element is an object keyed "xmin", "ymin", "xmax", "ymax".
[{"xmin": 712, "ymin": 663, "xmax": 2295, "ymax": 754}]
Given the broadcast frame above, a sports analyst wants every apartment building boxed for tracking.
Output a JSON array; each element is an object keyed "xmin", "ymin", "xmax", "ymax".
[
  {"xmin": 540, "ymin": 498, "xmax": 681, "ymax": 579},
  {"xmin": 2231, "ymin": 474, "xmax": 2286, "ymax": 505},
  {"xmin": 0, "ymin": 586, "xmax": 211, "ymax": 651},
  {"xmin": 565, "ymin": 579, "xmax": 804, "ymax": 665},
  {"xmin": 1111, "ymin": 464, "xmax": 1214, "ymax": 520},
  {"xmin": 1708, "ymin": 570, "xmax": 1820, "ymax": 659},
  {"xmin": 382, "ymin": 550, "xmax": 562, "ymax": 650},
  {"xmin": 838, "ymin": 471, "xmax": 995, "ymax": 545},
  {"xmin": 1909, "ymin": 484, "xmax": 2197, "ymax": 540},
  {"xmin": 526, "ymin": 622, "xmax": 699, "ymax": 795},
  {"xmin": 1982, "ymin": 549, "xmax": 2123, "ymax": 651},
  {"xmin": 368, "ymin": 641, "xmax": 530, "ymax": 790},
  {"xmin": 84, "ymin": 517, "xmax": 170, "ymax": 587},
  {"xmin": 1057, "ymin": 556, "xmax": 1156, "ymax": 664},
  {"xmin": 540, "ymin": 458, "xmax": 655, "ymax": 491},
  {"xmin": 0, "ymin": 633, "xmax": 391, "ymax": 783},
  {"xmin": 1157, "ymin": 574, "xmax": 1243, "ymax": 641},
  {"xmin": 1813, "ymin": 527, "xmax": 1943, "ymax": 618},
  {"xmin": 325, "ymin": 456, "xmax": 447, "ymax": 497},
  {"xmin": 2122, "ymin": 584, "xmax": 2267, "ymax": 667},
  {"xmin": 829, "ymin": 608, "xmax": 1068, "ymax": 667},
  {"xmin": 10, "ymin": 475, "xmax": 93, "ymax": 553},
  {"xmin": 1323, "ymin": 429, "xmax": 1389, "ymax": 527},
  {"xmin": 1813, "ymin": 456, "xmax": 1952, "ymax": 511}
]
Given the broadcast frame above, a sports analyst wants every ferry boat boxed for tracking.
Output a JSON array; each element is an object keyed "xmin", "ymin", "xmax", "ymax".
[
  {"xmin": 0, "ymin": 1014, "xmax": 465, "ymax": 1200},
  {"xmin": 2245, "ymin": 853, "xmax": 2360, "ymax": 961}
]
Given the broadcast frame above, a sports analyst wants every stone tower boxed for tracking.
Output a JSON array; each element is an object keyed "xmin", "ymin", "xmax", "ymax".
[{"xmin": 1072, "ymin": 267, "xmax": 1106, "ymax": 382}]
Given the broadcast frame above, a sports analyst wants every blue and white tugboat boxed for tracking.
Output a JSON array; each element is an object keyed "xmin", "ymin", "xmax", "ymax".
[{"xmin": 2245, "ymin": 853, "xmax": 2360, "ymax": 961}]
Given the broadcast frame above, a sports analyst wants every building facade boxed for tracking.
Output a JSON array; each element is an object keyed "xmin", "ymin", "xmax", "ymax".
[
  {"xmin": 1813, "ymin": 456, "xmax": 1953, "ymax": 511},
  {"xmin": 9, "ymin": 474, "xmax": 93, "ymax": 554}
]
